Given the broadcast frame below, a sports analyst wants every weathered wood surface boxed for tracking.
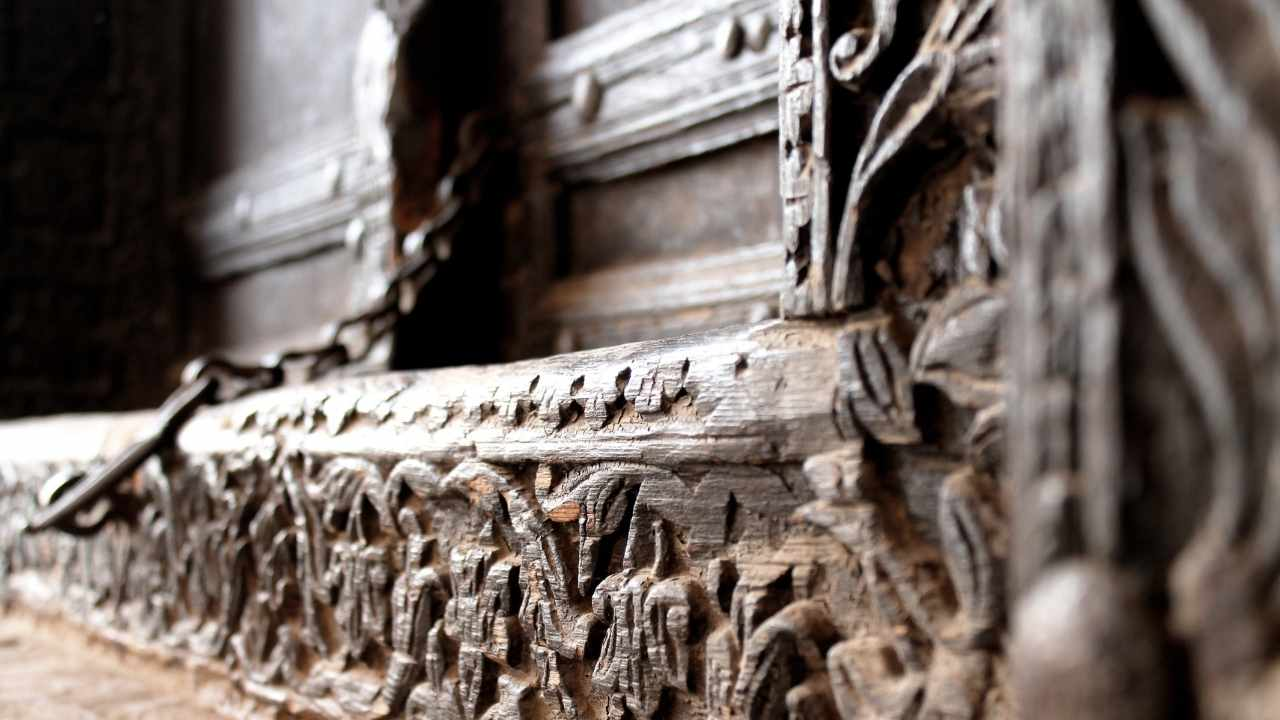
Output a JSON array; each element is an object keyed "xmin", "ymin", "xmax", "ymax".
[
  {"xmin": 1006, "ymin": 0, "xmax": 1280, "ymax": 718},
  {"xmin": 10, "ymin": 0, "xmax": 1280, "ymax": 716},
  {"xmin": 176, "ymin": 319, "xmax": 845, "ymax": 465},
  {"xmin": 531, "ymin": 136, "xmax": 785, "ymax": 355},
  {"xmin": 181, "ymin": 122, "xmax": 393, "ymax": 281},
  {"xmin": 0, "ymin": 1, "xmax": 1015, "ymax": 718},
  {"xmin": 535, "ymin": 242, "xmax": 783, "ymax": 351},
  {"xmin": 780, "ymin": 0, "xmax": 999, "ymax": 317},
  {"xmin": 517, "ymin": 0, "xmax": 781, "ymax": 182},
  {"xmin": 0, "ymin": 301, "xmax": 1009, "ymax": 718}
]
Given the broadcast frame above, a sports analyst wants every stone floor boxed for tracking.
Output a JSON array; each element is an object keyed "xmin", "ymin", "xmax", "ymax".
[{"xmin": 0, "ymin": 614, "xmax": 228, "ymax": 719}]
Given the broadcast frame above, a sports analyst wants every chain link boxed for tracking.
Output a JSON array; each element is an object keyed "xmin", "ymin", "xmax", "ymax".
[
  {"xmin": 186, "ymin": 112, "xmax": 496, "ymax": 400},
  {"xmin": 26, "ymin": 113, "xmax": 500, "ymax": 535}
]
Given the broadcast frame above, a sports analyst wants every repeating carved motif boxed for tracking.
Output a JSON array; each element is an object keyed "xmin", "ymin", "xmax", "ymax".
[
  {"xmin": 0, "ymin": 240, "xmax": 1010, "ymax": 720},
  {"xmin": 0, "ymin": 0, "xmax": 1014, "ymax": 717},
  {"xmin": 0, "ymin": 342, "xmax": 1010, "ymax": 720}
]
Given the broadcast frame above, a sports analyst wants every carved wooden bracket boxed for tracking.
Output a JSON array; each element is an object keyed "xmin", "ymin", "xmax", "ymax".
[{"xmin": 780, "ymin": 0, "xmax": 998, "ymax": 317}]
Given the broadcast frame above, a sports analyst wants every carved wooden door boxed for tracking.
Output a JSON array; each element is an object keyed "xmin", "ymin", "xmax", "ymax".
[
  {"xmin": 9, "ymin": 1, "xmax": 1004, "ymax": 717},
  {"xmin": 1, "ymin": 0, "xmax": 1276, "ymax": 718}
]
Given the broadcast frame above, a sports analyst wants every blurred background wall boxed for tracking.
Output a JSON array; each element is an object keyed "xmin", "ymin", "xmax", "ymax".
[{"xmin": 0, "ymin": 1, "xmax": 187, "ymax": 418}]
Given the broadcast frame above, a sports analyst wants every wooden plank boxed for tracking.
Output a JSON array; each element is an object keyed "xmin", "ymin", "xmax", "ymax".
[
  {"xmin": 515, "ymin": 0, "xmax": 780, "ymax": 181},
  {"xmin": 534, "ymin": 242, "xmax": 783, "ymax": 350},
  {"xmin": 0, "ymin": 282, "xmax": 1011, "ymax": 718},
  {"xmin": 173, "ymin": 319, "xmax": 847, "ymax": 464},
  {"xmin": 180, "ymin": 122, "xmax": 393, "ymax": 280}
]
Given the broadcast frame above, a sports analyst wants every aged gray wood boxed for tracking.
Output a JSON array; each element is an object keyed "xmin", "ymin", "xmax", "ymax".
[
  {"xmin": 1007, "ymin": 0, "xmax": 1280, "ymax": 718},
  {"xmin": 1003, "ymin": 0, "xmax": 1117, "ymax": 596},
  {"xmin": 781, "ymin": 0, "xmax": 999, "ymax": 317},
  {"xmin": 779, "ymin": 0, "xmax": 834, "ymax": 316},
  {"xmin": 535, "ymin": 242, "xmax": 783, "ymax": 351},
  {"xmin": 178, "ymin": 4, "xmax": 411, "ymax": 374},
  {"xmin": 181, "ymin": 123, "xmax": 393, "ymax": 281},
  {"xmin": 0, "ymin": 286, "xmax": 1010, "ymax": 718},
  {"xmin": 174, "ymin": 319, "xmax": 849, "ymax": 465},
  {"xmin": 0, "ymin": 1, "xmax": 1013, "ymax": 718},
  {"xmin": 2, "ymin": 0, "xmax": 1271, "ymax": 717},
  {"xmin": 528, "ymin": 135, "xmax": 784, "ymax": 356},
  {"xmin": 516, "ymin": 0, "xmax": 781, "ymax": 182}
]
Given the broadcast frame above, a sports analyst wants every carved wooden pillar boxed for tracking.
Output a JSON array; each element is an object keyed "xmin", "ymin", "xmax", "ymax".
[{"xmin": 1007, "ymin": 1, "xmax": 1280, "ymax": 717}]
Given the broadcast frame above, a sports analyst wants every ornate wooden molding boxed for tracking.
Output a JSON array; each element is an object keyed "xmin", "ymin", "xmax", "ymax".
[
  {"xmin": 0, "ymin": 294, "xmax": 1009, "ymax": 718},
  {"xmin": 0, "ymin": 2, "xmax": 1016, "ymax": 718},
  {"xmin": 175, "ymin": 320, "xmax": 846, "ymax": 463},
  {"xmin": 12, "ymin": 0, "xmax": 1280, "ymax": 715},
  {"xmin": 1006, "ymin": 0, "xmax": 1280, "ymax": 717}
]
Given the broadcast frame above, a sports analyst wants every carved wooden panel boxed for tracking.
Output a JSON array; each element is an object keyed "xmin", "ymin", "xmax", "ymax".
[
  {"xmin": 0, "ymin": 298, "xmax": 1011, "ymax": 718},
  {"xmin": 9, "ymin": 0, "xmax": 1280, "ymax": 717},
  {"xmin": 511, "ymin": 0, "xmax": 787, "ymax": 357},
  {"xmin": 0, "ymin": 1, "xmax": 1014, "ymax": 718},
  {"xmin": 516, "ymin": 0, "xmax": 781, "ymax": 183}
]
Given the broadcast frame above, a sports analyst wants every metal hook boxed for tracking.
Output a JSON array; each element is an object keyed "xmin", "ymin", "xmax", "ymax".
[{"xmin": 24, "ymin": 375, "xmax": 217, "ymax": 535}]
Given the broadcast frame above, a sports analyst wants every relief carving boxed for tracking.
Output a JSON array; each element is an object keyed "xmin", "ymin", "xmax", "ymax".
[
  {"xmin": 1005, "ymin": 0, "xmax": 1280, "ymax": 717},
  {"xmin": 0, "ymin": 415, "xmax": 1009, "ymax": 720},
  {"xmin": 0, "ymin": 1, "xmax": 1014, "ymax": 717},
  {"xmin": 781, "ymin": 0, "xmax": 998, "ymax": 317}
]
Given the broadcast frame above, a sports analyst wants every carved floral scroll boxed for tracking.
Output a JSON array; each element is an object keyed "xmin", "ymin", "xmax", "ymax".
[
  {"xmin": 0, "ymin": 284, "xmax": 1011, "ymax": 720},
  {"xmin": 1006, "ymin": 0, "xmax": 1280, "ymax": 717},
  {"xmin": 781, "ymin": 0, "xmax": 1000, "ymax": 317},
  {"xmin": 0, "ymin": 0, "xmax": 1015, "ymax": 718}
]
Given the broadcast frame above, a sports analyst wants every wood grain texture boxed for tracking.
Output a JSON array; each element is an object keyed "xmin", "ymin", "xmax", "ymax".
[
  {"xmin": 535, "ymin": 243, "xmax": 783, "ymax": 352},
  {"xmin": 1006, "ymin": 0, "xmax": 1280, "ymax": 718},
  {"xmin": 0, "ymin": 2, "xmax": 1016, "ymax": 718},
  {"xmin": 516, "ymin": 0, "xmax": 781, "ymax": 182},
  {"xmin": 0, "ymin": 294, "xmax": 1010, "ymax": 718},
  {"xmin": 781, "ymin": 0, "xmax": 999, "ymax": 318},
  {"xmin": 174, "ymin": 319, "xmax": 848, "ymax": 464}
]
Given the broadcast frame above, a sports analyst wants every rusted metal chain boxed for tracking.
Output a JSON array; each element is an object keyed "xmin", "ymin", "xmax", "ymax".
[{"xmin": 25, "ymin": 114, "xmax": 498, "ymax": 535}]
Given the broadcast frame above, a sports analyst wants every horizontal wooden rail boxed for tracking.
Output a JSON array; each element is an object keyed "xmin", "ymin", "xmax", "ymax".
[{"xmin": 0, "ymin": 292, "xmax": 1006, "ymax": 719}]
